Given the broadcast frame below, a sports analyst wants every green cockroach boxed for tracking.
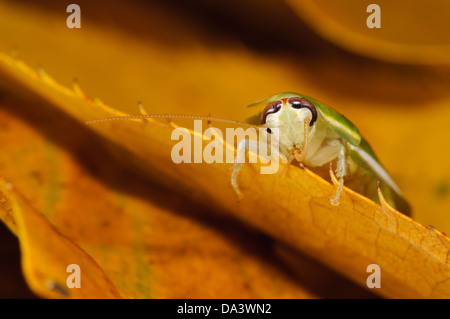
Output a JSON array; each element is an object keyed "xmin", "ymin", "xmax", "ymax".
[
  {"xmin": 86, "ymin": 92, "xmax": 411, "ymax": 216},
  {"xmin": 241, "ymin": 92, "xmax": 410, "ymax": 216}
]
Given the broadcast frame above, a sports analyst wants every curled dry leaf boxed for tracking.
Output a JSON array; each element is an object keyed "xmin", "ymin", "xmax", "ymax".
[
  {"xmin": 285, "ymin": 0, "xmax": 450, "ymax": 65},
  {"xmin": 0, "ymin": 180, "xmax": 121, "ymax": 298}
]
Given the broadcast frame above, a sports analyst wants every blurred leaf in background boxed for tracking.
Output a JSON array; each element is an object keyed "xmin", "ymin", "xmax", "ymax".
[
  {"xmin": 286, "ymin": 0, "xmax": 450, "ymax": 65},
  {"xmin": 0, "ymin": 0, "xmax": 450, "ymax": 298}
]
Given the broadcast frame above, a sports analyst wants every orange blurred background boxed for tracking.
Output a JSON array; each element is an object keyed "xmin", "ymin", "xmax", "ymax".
[{"xmin": 0, "ymin": 0, "xmax": 449, "ymax": 299}]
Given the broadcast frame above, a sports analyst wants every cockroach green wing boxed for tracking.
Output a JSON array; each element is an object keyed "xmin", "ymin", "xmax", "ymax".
[{"xmin": 248, "ymin": 92, "xmax": 411, "ymax": 216}]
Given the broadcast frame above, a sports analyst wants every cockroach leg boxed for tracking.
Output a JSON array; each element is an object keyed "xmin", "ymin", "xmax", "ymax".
[
  {"xmin": 293, "ymin": 119, "xmax": 310, "ymax": 163},
  {"xmin": 279, "ymin": 156, "xmax": 294, "ymax": 175},
  {"xmin": 329, "ymin": 145, "xmax": 347, "ymax": 206},
  {"xmin": 377, "ymin": 181, "xmax": 398, "ymax": 214}
]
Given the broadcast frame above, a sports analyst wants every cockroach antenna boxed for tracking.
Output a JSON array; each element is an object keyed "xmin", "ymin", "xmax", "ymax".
[{"xmin": 85, "ymin": 114, "xmax": 261, "ymax": 129}]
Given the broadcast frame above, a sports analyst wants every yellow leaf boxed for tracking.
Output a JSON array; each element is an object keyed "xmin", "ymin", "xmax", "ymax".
[{"xmin": 2, "ymin": 52, "xmax": 450, "ymax": 298}]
